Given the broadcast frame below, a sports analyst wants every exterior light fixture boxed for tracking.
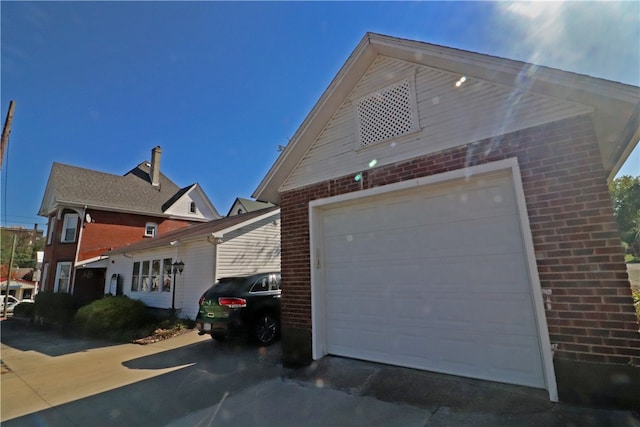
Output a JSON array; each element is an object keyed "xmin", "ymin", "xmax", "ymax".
[{"xmin": 165, "ymin": 260, "xmax": 185, "ymax": 317}]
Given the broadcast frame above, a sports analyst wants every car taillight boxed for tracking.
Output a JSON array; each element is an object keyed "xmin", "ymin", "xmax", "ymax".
[
  {"xmin": 218, "ymin": 297, "xmax": 246, "ymax": 308},
  {"xmin": 199, "ymin": 295, "xmax": 206, "ymax": 305}
]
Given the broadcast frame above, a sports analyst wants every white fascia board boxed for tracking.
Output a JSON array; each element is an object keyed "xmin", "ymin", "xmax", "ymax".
[
  {"xmin": 211, "ymin": 209, "xmax": 281, "ymax": 240},
  {"xmin": 52, "ymin": 200, "xmax": 160, "ymax": 217},
  {"xmin": 368, "ymin": 33, "xmax": 640, "ymax": 104},
  {"xmin": 164, "ymin": 184, "xmax": 220, "ymax": 221},
  {"xmin": 607, "ymin": 108, "xmax": 640, "ymax": 181},
  {"xmin": 252, "ymin": 35, "xmax": 378, "ymax": 204},
  {"xmin": 194, "ymin": 183, "xmax": 221, "ymax": 218},
  {"xmin": 254, "ymin": 33, "xmax": 639, "ymax": 204},
  {"xmin": 75, "ymin": 256, "xmax": 110, "ymax": 268}
]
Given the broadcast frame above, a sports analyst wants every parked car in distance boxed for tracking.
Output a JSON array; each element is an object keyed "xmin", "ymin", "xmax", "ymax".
[
  {"xmin": 195, "ymin": 272, "xmax": 281, "ymax": 346},
  {"xmin": 1, "ymin": 295, "xmax": 21, "ymax": 314}
]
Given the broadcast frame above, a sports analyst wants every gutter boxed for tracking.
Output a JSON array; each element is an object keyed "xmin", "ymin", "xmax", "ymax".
[{"xmin": 70, "ymin": 206, "xmax": 87, "ymax": 294}]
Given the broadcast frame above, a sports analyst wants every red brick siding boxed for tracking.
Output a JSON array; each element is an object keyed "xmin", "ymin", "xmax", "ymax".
[
  {"xmin": 42, "ymin": 209, "xmax": 196, "ymax": 291},
  {"xmin": 78, "ymin": 210, "xmax": 192, "ymax": 261},
  {"xmin": 280, "ymin": 114, "xmax": 640, "ymax": 365}
]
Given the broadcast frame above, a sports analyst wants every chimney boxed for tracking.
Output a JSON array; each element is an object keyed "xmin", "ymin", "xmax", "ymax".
[{"xmin": 150, "ymin": 146, "xmax": 162, "ymax": 187}]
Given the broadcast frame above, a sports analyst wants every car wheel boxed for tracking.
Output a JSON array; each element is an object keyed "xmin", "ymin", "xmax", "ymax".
[
  {"xmin": 254, "ymin": 312, "xmax": 279, "ymax": 346},
  {"xmin": 211, "ymin": 332, "xmax": 226, "ymax": 341}
]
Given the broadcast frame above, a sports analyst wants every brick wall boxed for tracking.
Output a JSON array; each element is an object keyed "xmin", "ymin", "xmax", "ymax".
[
  {"xmin": 280, "ymin": 114, "xmax": 640, "ymax": 365},
  {"xmin": 42, "ymin": 209, "xmax": 196, "ymax": 291},
  {"xmin": 78, "ymin": 210, "xmax": 192, "ymax": 261}
]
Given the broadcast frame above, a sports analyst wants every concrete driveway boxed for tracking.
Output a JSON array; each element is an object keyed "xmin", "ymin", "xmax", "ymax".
[{"xmin": 2, "ymin": 318, "xmax": 639, "ymax": 426}]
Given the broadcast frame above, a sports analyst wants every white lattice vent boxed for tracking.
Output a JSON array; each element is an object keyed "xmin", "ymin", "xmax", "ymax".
[{"xmin": 355, "ymin": 78, "xmax": 418, "ymax": 148}]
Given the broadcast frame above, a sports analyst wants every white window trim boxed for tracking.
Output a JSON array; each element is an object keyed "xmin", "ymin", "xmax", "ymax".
[
  {"xmin": 54, "ymin": 262, "xmax": 72, "ymax": 293},
  {"xmin": 61, "ymin": 213, "xmax": 79, "ymax": 243},
  {"xmin": 144, "ymin": 222, "xmax": 158, "ymax": 238},
  {"xmin": 130, "ymin": 257, "xmax": 173, "ymax": 293},
  {"xmin": 308, "ymin": 158, "xmax": 558, "ymax": 402},
  {"xmin": 41, "ymin": 263, "xmax": 50, "ymax": 291},
  {"xmin": 47, "ymin": 217, "xmax": 55, "ymax": 245},
  {"xmin": 189, "ymin": 202, "xmax": 197, "ymax": 214}
]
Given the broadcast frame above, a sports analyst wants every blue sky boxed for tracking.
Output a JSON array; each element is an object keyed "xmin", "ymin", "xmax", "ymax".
[{"xmin": 1, "ymin": 1, "xmax": 639, "ymax": 229}]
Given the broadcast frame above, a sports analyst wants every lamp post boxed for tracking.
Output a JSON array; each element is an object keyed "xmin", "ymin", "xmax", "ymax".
[{"xmin": 166, "ymin": 260, "xmax": 184, "ymax": 317}]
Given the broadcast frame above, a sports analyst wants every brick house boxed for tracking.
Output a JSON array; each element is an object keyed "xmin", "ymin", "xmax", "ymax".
[
  {"xmin": 38, "ymin": 146, "xmax": 220, "ymax": 305},
  {"xmin": 253, "ymin": 33, "xmax": 640, "ymax": 405}
]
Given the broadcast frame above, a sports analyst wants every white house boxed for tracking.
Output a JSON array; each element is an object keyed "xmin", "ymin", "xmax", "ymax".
[{"xmin": 105, "ymin": 207, "xmax": 280, "ymax": 319}]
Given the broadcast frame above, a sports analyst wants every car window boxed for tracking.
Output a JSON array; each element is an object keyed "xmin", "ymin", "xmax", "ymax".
[
  {"xmin": 207, "ymin": 277, "xmax": 246, "ymax": 296},
  {"xmin": 268, "ymin": 274, "xmax": 280, "ymax": 291},
  {"xmin": 250, "ymin": 276, "xmax": 269, "ymax": 293}
]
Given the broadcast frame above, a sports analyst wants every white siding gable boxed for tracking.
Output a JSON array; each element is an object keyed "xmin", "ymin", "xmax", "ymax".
[
  {"xmin": 228, "ymin": 200, "xmax": 246, "ymax": 216},
  {"xmin": 216, "ymin": 213, "xmax": 281, "ymax": 279},
  {"xmin": 282, "ymin": 55, "xmax": 592, "ymax": 192},
  {"xmin": 164, "ymin": 185, "xmax": 219, "ymax": 221}
]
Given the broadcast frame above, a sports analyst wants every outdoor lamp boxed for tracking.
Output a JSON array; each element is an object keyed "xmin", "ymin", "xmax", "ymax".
[{"xmin": 166, "ymin": 260, "xmax": 185, "ymax": 317}]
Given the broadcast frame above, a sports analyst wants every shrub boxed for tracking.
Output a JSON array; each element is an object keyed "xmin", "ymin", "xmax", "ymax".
[
  {"xmin": 74, "ymin": 295, "xmax": 152, "ymax": 339},
  {"xmin": 13, "ymin": 301, "xmax": 35, "ymax": 319},
  {"xmin": 34, "ymin": 292, "xmax": 76, "ymax": 325},
  {"xmin": 632, "ymin": 288, "xmax": 640, "ymax": 324}
]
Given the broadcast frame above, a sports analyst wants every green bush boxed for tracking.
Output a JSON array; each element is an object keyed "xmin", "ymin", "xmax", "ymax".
[
  {"xmin": 34, "ymin": 292, "xmax": 76, "ymax": 325},
  {"xmin": 632, "ymin": 288, "xmax": 640, "ymax": 324},
  {"xmin": 13, "ymin": 301, "xmax": 35, "ymax": 319},
  {"xmin": 74, "ymin": 295, "xmax": 153, "ymax": 339}
]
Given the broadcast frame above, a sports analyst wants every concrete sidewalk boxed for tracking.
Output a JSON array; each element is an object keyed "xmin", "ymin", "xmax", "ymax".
[
  {"xmin": 2, "ymin": 318, "xmax": 639, "ymax": 426},
  {"xmin": 165, "ymin": 355, "xmax": 640, "ymax": 427}
]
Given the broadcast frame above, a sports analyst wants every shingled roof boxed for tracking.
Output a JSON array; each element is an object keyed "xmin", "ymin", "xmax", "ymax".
[
  {"xmin": 38, "ymin": 161, "xmax": 189, "ymax": 217},
  {"xmin": 107, "ymin": 206, "xmax": 279, "ymax": 255},
  {"xmin": 226, "ymin": 197, "xmax": 275, "ymax": 216}
]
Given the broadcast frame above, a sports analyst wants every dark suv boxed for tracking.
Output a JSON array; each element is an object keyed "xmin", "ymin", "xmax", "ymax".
[{"xmin": 195, "ymin": 272, "xmax": 281, "ymax": 346}]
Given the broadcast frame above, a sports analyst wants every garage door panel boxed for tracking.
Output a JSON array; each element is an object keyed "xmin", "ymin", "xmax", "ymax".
[
  {"xmin": 326, "ymin": 300, "xmax": 537, "ymax": 340},
  {"xmin": 320, "ymin": 172, "xmax": 546, "ymax": 389},
  {"xmin": 323, "ymin": 182, "xmax": 517, "ymax": 237},
  {"xmin": 324, "ymin": 216, "xmax": 525, "ymax": 264},
  {"xmin": 324, "ymin": 255, "xmax": 531, "ymax": 293}
]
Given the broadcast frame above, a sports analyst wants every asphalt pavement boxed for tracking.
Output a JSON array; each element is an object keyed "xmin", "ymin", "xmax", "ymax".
[{"xmin": 1, "ymin": 318, "xmax": 639, "ymax": 426}]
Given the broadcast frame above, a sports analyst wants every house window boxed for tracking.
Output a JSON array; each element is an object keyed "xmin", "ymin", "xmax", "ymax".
[
  {"xmin": 140, "ymin": 261, "xmax": 150, "ymax": 291},
  {"xmin": 131, "ymin": 262, "xmax": 140, "ymax": 291},
  {"xmin": 162, "ymin": 258, "xmax": 172, "ymax": 292},
  {"xmin": 54, "ymin": 262, "xmax": 72, "ymax": 293},
  {"xmin": 144, "ymin": 223, "xmax": 158, "ymax": 237},
  {"xmin": 151, "ymin": 259, "xmax": 161, "ymax": 291},
  {"xmin": 61, "ymin": 213, "xmax": 79, "ymax": 243},
  {"xmin": 189, "ymin": 202, "xmax": 197, "ymax": 214},
  {"xmin": 354, "ymin": 77, "xmax": 419, "ymax": 148},
  {"xmin": 130, "ymin": 258, "xmax": 172, "ymax": 293},
  {"xmin": 237, "ymin": 208, "xmax": 243, "ymax": 215},
  {"xmin": 47, "ymin": 217, "xmax": 55, "ymax": 245}
]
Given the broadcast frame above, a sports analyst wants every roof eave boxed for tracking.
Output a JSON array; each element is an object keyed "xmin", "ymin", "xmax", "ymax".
[
  {"xmin": 253, "ymin": 33, "xmax": 640, "ymax": 202},
  {"xmin": 108, "ymin": 208, "xmax": 280, "ymax": 256},
  {"xmin": 252, "ymin": 34, "xmax": 378, "ymax": 204}
]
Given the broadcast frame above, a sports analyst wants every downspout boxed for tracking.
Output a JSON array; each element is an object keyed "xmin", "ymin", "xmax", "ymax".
[
  {"xmin": 207, "ymin": 233, "xmax": 223, "ymax": 283},
  {"xmin": 70, "ymin": 206, "xmax": 87, "ymax": 295}
]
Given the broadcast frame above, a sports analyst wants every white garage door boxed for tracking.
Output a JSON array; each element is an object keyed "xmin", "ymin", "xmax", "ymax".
[{"xmin": 320, "ymin": 171, "xmax": 546, "ymax": 388}]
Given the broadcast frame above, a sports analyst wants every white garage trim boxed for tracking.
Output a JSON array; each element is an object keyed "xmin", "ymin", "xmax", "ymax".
[{"xmin": 309, "ymin": 158, "xmax": 558, "ymax": 401}]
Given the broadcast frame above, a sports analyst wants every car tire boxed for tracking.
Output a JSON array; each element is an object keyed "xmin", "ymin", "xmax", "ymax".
[
  {"xmin": 254, "ymin": 312, "xmax": 279, "ymax": 346},
  {"xmin": 211, "ymin": 332, "xmax": 226, "ymax": 341}
]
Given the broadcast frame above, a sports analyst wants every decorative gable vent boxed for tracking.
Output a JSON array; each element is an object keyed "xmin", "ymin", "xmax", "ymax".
[{"xmin": 354, "ymin": 78, "xmax": 419, "ymax": 148}]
